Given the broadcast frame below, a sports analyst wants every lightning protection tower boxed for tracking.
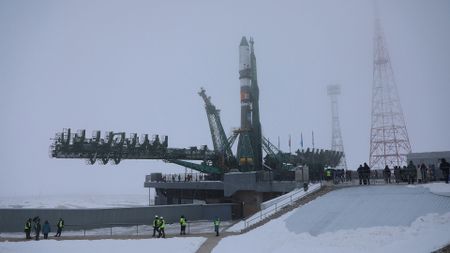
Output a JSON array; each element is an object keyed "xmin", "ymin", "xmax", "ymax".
[
  {"xmin": 327, "ymin": 84, "xmax": 347, "ymax": 170},
  {"xmin": 369, "ymin": 16, "xmax": 412, "ymax": 170}
]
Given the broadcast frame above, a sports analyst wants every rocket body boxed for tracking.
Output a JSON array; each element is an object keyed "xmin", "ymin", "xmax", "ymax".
[
  {"xmin": 239, "ymin": 37, "xmax": 252, "ymax": 130},
  {"xmin": 237, "ymin": 36, "xmax": 262, "ymax": 170}
]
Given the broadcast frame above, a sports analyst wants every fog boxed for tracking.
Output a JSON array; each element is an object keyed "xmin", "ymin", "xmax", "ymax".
[{"xmin": 1, "ymin": 0, "xmax": 449, "ymax": 196}]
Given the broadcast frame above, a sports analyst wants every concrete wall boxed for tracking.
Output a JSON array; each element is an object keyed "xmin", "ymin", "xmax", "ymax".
[{"xmin": 0, "ymin": 203, "xmax": 234, "ymax": 232}]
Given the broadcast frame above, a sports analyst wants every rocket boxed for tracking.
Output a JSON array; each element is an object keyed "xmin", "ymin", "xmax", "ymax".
[
  {"xmin": 239, "ymin": 37, "xmax": 252, "ymax": 130},
  {"xmin": 236, "ymin": 36, "xmax": 262, "ymax": 171}
]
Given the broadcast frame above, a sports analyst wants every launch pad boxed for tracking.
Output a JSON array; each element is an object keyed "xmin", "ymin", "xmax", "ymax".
[{"xmin": 50, "ymin": 37, "xmax": 342, "ymax": 218}]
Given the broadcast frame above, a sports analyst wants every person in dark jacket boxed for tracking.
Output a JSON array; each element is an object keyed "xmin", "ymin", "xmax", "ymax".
[
  {"xmin": 42, "ymin": 220, "xmax": 51, "ymax": 239},
  {"xmin": 393, "ymin": 166, "xmax": 401, "ymax": 183},
  {"xmin": 24, "ymin": 218, "xmax": 32, "ymax": 239},
  {"xmin": 440, "ymin": 158, "xmax": 450, "ymax": 184},
  {"xmin": 363, "ymin": 163, "xmax": 371, "ymax": 185},
  {"xmin": 406, "ymin": 161, "xmax": 416, "ymax": 184},
  {"xmin": 357, "ymin": 165, "xmax": 363, "ymax": 185},
  {"xmin": 420, "ymin": 163, "xmax": 428, "ymax": 183},
  {"xmin": 34, "ymin": 219, "xmax": 41, "ymax": 241},
  {"xmin": 55, "ymin": 218, "xmax": 64, "ymax": 237},
  {"xmin": 383, "ymin": 165, "xmax": 391, "ymax": 184}
]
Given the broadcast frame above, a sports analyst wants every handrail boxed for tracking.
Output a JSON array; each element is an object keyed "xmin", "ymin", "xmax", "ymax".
[
  {"xmin": 63, "ymin": 222, "xmax": 191, "ymax": 237},
  {"xmin": 243, "ymin": 182, "xmax": 321, "ymax": 229}
]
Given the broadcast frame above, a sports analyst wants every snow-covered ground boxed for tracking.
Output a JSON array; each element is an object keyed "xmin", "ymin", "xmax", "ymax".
[
  {"xmin": 2, "ymin": 183, "xmax": 450, "ymax": 253},
  {"xmin": 0, "ymin": 237, "xmax": 206, "ymax": 253},
  {"xmin": 215, "ymin": 184, "xmax": 450, "ymax": 253},
  {"xmin": 415, "ymin": 182, "xmax": 450, "ymax": 197},
  {"xmin": 0, "ymin": 194, "xmax": 150, "ymax": 209}
]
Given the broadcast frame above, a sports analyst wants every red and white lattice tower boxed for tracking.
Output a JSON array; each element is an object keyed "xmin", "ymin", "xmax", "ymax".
[
  {"xmin": 327, "ymin": 84, "xmax": 347, "ymax": 170},
  {"xmin": 369, "ymin": 16, "xmax": 412, "ymax": 170}
]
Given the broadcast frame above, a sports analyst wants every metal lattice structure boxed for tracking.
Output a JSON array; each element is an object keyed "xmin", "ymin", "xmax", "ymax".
[
  {"xmin": 369, "ymin": 17, "xmax": 412, "ymax": 169},
  {"xmin": 198, "ymin": 87, "xmax": 236, "ymax": 170},
  {"xmin": 327, "ymin": 85, "xmax": 347, "ymax": 170}
]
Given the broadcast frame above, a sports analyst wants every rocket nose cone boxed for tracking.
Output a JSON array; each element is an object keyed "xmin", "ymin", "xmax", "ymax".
[{"xmin": 240, "ymin": 36, "xmax": 249, "ymax": 46}]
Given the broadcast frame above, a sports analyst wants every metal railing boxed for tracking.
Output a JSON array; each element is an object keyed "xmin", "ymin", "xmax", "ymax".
[
  {"xmin": 243, "ymin": 183, "xmax": 322, "ymax": 229},
  {"xmin": 64, "ymin": 222, "xmax": 192, "ymax": 237}
]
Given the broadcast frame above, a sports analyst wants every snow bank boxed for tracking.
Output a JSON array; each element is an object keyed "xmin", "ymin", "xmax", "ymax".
[
  {"xmin": 216, "ymin": 185, "xmax": 450, "ymax": 253},
  {"xmin": 421, "ymin": 183, "xmax": 450, "ymax": 197},
  {"xmin": 215, "ymin": 212, "xmax": 450, "ymax": 253},
  {"xmin": 0, "ymin": 237, "xmax": 206, "ymax": 253}
]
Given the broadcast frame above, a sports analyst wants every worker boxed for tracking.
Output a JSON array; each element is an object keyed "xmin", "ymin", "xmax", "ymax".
[
  {"xmin": 152, "ymin": 215, "xmax": 159, "ymax": 237},
  {"xmin": 325, "ymin": 169, "xmax": 332, "ymax": 181},
  {"xmin": 55, "ymin": 218, "xmax": 64, "ymax": 237},
  {"xmin": 179, "ymin": 215, "xmax": 187, "ymax": 235},
  {"xmin": 440, "ymin": 158, "xmax": 450, "ymax": 184},
  {"xmin": 158, "ymin": 217, "xmax": 166, "ymax": 238},
  {"xmin": 24, "ymin": 218, "xmax": 32, "ymax": 239},
  {"xmin": 214, "ymin": 217, "xmax": 220, "ymax": 236}
]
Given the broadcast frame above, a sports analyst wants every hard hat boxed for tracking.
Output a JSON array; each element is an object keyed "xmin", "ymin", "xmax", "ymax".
[
  {"xmin": 155, "ymin": 215, "xmax": 158, "ymax": 218},
  {"xmin": 160, "ymin": 216, "xmax": 164, "ymax": 219}
]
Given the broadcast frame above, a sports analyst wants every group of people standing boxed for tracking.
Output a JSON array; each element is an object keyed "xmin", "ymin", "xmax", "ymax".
[
  {"xmin": 357, "ymin": 163, "xmax": 372, "ymax": 185},
  {"xmin": 24, "ymin": 217, "xmax": 64, "ymax": 240},
  {"xmin": 356, "ymin": 158, "xmax": 450, "ymax": 185},
  {"xmin": 151, "ymin": 215, "xmax": 221, "ymax": 238},
  {"xmin": 152, "ymin": 215, "xmax": 167, "ymax": 238}
]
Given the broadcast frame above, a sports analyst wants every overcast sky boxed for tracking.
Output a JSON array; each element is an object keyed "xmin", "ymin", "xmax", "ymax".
[{"xmin": 1, "ymin": 0, "xmax": 449, "ymax": 196}]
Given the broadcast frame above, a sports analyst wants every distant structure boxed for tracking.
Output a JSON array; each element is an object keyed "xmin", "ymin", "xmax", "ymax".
[
  {"xmin": 369, "ymin": 15, "xmax": 412, "ymax": 170},
  {"xmin": 327, "ymin": 84, "xmax": 347, "ymax": 170}
]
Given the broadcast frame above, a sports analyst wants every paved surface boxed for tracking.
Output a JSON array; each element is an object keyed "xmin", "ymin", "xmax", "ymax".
[{"xmin": 195, "ymin": 232, "xmax": 239, "ymax": 253}]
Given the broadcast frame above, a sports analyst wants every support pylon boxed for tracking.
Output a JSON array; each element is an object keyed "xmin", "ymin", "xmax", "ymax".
[
  {"xmin": 369, "ymin": 16, "xmax": 412, "ymax": 170},
  {"xmin": 327, "ymin": 84, "xmax": 347, "ymax": 170}
]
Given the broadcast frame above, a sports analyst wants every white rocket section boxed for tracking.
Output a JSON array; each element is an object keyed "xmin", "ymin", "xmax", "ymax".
[{"xmin": 239, "ymin": 38, "xmax": 251, "ymax": 88}]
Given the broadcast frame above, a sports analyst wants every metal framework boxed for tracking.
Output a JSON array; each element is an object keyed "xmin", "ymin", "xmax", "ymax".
[
  {"xmin": 369, "ymin": 17, "xmax": 412, "ymax": 169},
  {"xmin": 198, "ymin": 88, "xmax": 236, "ymax": 169},
  {"xmin": 49, "ymin": 37, "xmax": 344, "ymax": 176},
  {"xmin": 327, "ymin": 84, "xmax": 347, "ymax": 170}
]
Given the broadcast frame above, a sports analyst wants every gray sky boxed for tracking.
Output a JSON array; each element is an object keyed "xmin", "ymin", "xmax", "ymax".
[{"xmin": 1, "ymin": 0, "xmax": 449, "ymax": 196}]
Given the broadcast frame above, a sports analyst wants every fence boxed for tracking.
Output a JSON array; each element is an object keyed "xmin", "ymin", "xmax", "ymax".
[
  {"xmin": 62, "ymin": 222, "xmax": 193, "ymax": 237},
  {"xmin": 0, "ymin": 204, "xmax": 234, "ymax": 233}
]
